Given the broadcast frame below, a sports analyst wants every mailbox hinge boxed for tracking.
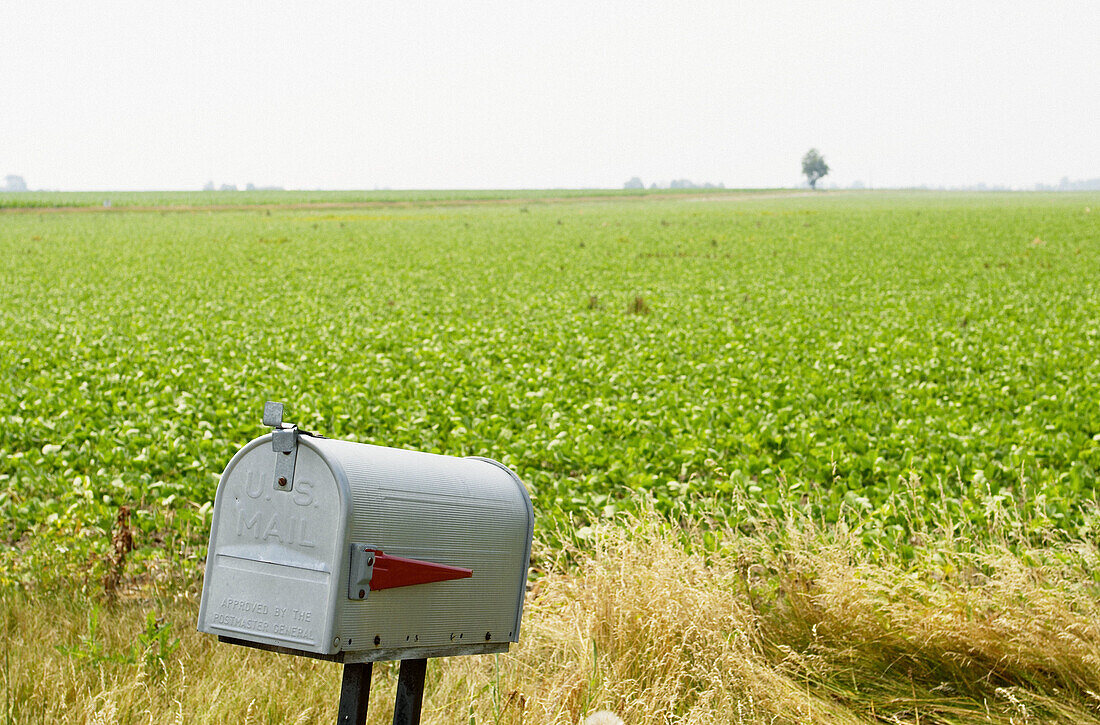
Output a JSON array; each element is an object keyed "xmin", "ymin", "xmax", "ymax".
[
  {"xmin": 264, "ymin": 401, "xmax": 298, "ymax": 492},
  {"xmin": 348, "ymin": 544, "xmax": 377, "ymax": 600}
]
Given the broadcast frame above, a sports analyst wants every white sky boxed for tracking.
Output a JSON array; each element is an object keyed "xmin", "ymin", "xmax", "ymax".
[{"xmin": 1, "ymin": 1, "xmax": 1098, "ymax": 191}]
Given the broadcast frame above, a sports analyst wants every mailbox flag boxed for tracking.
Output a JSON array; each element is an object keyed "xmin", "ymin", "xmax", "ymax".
[{"xmin": 368, "ymin": 550, "xmax": 473, "ymax": 591}]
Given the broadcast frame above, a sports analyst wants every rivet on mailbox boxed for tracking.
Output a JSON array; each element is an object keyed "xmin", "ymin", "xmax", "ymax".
[{"xmin": 197, "ymin": 402, "xmax": 534, "ymax": 724}]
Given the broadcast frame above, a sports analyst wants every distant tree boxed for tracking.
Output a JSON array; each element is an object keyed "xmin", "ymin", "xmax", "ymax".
[
  {"xmin": 801, "ymin": 149, "xmax": 830, "ymax": 189},
  {"xmin": 3, "ymin": 175, "xmax": 28, "ymax": 192},
  {"xmin": 219, "ymin": 183, "xmax": 238, "ymax": 192},
  {"xmin": 623, "ymin": 177, "xmax": 644, "ymax": 190},
  {"xmin": 203, "ymin": 181, "xmax": 216, "ymax": 191}
]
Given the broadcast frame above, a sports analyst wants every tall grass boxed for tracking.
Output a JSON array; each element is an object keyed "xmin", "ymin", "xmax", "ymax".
[{"xmin": 4, "ymin": 491, "xmax": 1100, "ymax": 723}]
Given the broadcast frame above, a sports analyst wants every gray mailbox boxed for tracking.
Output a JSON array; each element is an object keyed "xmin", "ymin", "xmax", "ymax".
[{"xmin": 197, "ymin": 402, "xmax": 534, "ymax": 666}]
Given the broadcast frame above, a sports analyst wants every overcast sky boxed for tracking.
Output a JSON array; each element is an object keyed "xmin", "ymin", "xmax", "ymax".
[{"xmin": 2, "ymin": 1, "xmax": 1098, "ymax": 191}]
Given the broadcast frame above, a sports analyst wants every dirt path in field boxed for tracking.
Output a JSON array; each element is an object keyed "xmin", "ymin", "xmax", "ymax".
[{"xmin": 0, "ymin": 189, "xmax": 831, "ymax": 215}]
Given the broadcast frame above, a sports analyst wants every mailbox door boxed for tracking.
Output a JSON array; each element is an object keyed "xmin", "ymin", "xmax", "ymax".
[{"xmin": 198, "ymin": 436, "xmax": 348, "ymax": 655}]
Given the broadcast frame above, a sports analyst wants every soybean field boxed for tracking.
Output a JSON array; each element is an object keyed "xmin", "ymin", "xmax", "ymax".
[{"xmin": 2, "ymin": 190, "xmax": 1099, "ymax": 585}]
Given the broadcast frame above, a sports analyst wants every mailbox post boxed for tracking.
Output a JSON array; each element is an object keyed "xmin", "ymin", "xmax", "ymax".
[{"xmin": 198, "ymin": 402, "xmax": 534, "ymax": 724}]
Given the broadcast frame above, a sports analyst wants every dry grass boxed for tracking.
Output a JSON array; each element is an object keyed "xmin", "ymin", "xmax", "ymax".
[{"xmin": 4, "ymin": 507, "xmax": 1100, "ymax": 724}]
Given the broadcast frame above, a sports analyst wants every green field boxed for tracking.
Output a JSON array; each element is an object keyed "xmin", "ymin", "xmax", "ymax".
[
  {"xmin": 3, "ymin": 189, "xmax": 1100, "ymax": 723},
  {"xmin": 2, "ymin": 190, "xmax": 1099, "ymax": 582}
]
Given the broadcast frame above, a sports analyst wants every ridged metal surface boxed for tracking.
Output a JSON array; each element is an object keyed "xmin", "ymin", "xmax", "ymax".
[{"xmin": 313, "ymin": 438, "xmax": 530, "ymax": 651}]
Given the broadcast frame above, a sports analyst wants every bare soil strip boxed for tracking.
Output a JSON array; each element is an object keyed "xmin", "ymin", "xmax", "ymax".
[{"xmin": 0, "ymin": 190, "xmax": 819, "ymax": 215}]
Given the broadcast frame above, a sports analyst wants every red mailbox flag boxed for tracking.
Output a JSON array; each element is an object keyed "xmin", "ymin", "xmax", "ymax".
[{"xmin": 367, "ymin": 550, "xmax": 472, "ymax": 591}]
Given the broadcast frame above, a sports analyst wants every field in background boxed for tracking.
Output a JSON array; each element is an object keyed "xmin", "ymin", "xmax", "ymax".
[
  {"xmin": 2, "ymin": 189, "xmax": 1100, "ymax": 722},
  {"xmin": 3, "ymin": 190, "xmax": 1098, "ymax": 582},
  {"xmin": 0, "ymin": 187, "xmax": 746, "ymax": 210}
]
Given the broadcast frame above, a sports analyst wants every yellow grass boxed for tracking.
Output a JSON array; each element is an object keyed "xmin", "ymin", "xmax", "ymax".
[{"xmin": 4, "ymin": 508, "xmax": 1100, "ymax": 724}]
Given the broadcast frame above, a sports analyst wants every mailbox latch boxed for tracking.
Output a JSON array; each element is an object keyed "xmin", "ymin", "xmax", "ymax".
[
  {"xmin": 348, "ymin": 544, "xmax": 473, "ymax": 600},
  {"xmin": 264, "ymin": 401, "xmax": 298, "ymax": 492}
]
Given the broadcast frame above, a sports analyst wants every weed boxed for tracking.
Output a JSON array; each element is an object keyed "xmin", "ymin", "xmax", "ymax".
[
  {"xmin": 102, "ymin": 505, "xmax": 135, "ymax": 600},
  {"xmin": 55, "ymin": 603, "xmax": 179, "ymax": 685}
]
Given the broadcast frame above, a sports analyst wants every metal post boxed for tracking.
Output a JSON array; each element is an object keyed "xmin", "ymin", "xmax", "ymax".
[
  {"xmin": 336, "ymin": 662, "xmax": 373, "ymax": 725},
  {"xmin": 392, "ymin": 658, "xmax": 428, "ymax": 725}
]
